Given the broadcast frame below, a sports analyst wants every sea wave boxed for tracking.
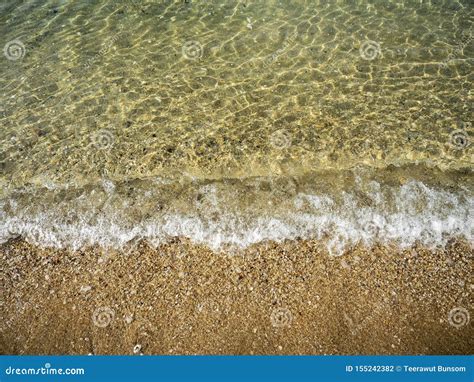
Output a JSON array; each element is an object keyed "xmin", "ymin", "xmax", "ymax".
[{"xmin": 1, "ymin": 168, "xmax": 472, "ymax": 254}]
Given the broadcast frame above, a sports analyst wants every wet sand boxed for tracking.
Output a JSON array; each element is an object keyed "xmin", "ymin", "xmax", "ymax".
[{"xmin": 0, "ymin": 238, "xmax": 472, "ymax": 355}]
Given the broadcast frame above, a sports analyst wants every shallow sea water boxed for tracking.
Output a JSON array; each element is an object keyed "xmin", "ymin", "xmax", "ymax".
[{"xmin": 0, "ymin": 0, "xmax": 472, "ymax": 252}]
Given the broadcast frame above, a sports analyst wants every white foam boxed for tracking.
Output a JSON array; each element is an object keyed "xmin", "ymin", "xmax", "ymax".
[{"xmin": 1, "ymin": 180, "xmax": 472, "ymax": 254}]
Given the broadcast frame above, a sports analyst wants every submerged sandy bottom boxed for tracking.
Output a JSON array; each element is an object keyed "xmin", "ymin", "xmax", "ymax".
[{"xmin": 1, "ymin": 237, "xmax": 472, "ymax": 355}]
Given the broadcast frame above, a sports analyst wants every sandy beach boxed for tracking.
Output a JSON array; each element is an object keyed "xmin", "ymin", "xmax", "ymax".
[{"xmin": 1, "ymin": 237, "xmax": 472, "ymax": 355}]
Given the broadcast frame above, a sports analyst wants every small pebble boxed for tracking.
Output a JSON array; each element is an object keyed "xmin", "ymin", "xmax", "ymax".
[{"xmin": 133, "ymin": 344, "xmax": 142, "ymax": 354}]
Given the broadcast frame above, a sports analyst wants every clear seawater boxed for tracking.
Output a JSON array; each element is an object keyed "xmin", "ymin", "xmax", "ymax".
[{"xmin": 0, "ymin": 0, "xmax": 472, "ymax": 253}]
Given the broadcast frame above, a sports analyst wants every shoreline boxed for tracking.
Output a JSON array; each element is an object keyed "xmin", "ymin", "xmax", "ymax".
[
  {"xmin": 1, "ymin": 237, "xmax": 472, "ymax": 355},
  {"xmin": 2, "ymin": 167, "xmax": 472, "ymax": 252}
]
